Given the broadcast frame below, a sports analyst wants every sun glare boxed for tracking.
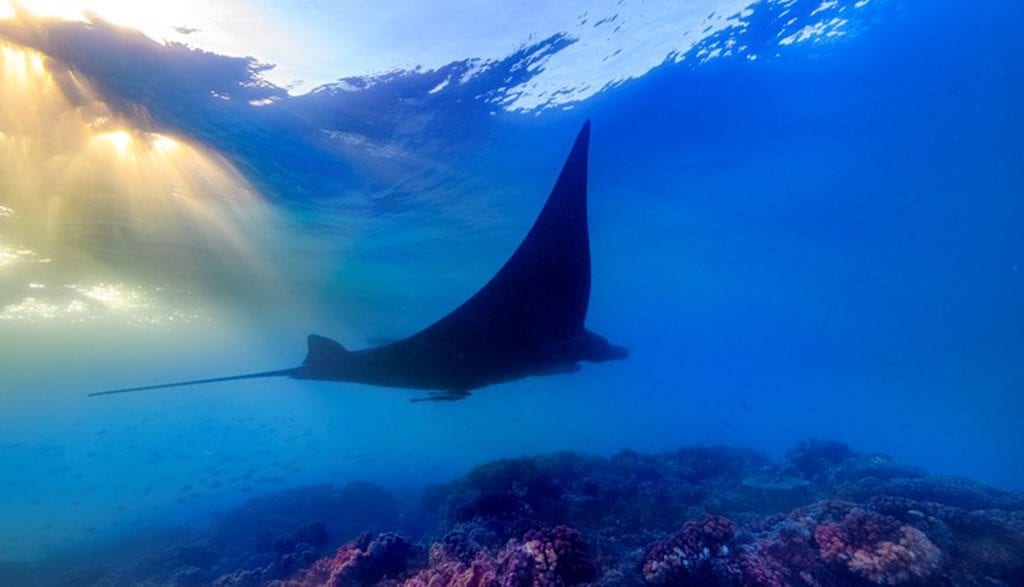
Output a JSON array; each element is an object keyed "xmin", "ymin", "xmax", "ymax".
[
  {"xmin": 4, "ymin": 1, "xmax": 199, "ymax": 44},
  {"xmin": 5, "ymin": 0, "xmax": 95, "ymax": 22},
  {"xmin": 2, "ymin": 45, "xmax": 46, "ymax": 83},
  {"xmin": 0, "ymin": 281, "xmax": 207, "ymax": 325},
  {"xmin": 150, "ymin": 133, "xmax": 178, "ymax": 153},
  {"xmin": 92, "ymin": 130, "xmax": 184, "ymax": 158},
  {"xmin": 96, "ymin": 129, "xmax": 133, "ymax": 154},
  {"xmin": 0, "ymin": 37, "xmax": 277, "ymax": 326}
]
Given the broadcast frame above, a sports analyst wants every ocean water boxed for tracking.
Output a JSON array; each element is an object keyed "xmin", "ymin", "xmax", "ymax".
[{"xmin": 1, "ymin": 0, "xmax": 1022, "ymax": 578}]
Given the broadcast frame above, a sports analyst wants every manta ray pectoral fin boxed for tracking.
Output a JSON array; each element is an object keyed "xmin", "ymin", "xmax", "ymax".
[
  {"xmin": 398, "ymin": 121, "xmax": 593, "ymax": 354},
  {"xmin": 410, "ymin": 390, "xmax": 471, "ymax": 403}
]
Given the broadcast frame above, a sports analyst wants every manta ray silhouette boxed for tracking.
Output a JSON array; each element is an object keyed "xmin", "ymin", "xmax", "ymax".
[{"xmin": 90, "ymin": 121, "xmax": 628, "ymax": 402}]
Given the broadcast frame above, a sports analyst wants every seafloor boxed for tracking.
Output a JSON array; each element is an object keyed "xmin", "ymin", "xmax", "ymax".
[{"xmin": 2, "ymin": 440, "xmax": 1023, "ymax": 586}]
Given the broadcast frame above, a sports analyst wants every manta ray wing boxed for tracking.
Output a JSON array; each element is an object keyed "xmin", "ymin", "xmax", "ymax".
[
  {"xmin": 465, "ymin": 120, "xmax": 592, "ymax": 338},
  {"xmin": 396, "ymin": 121, "xmax": 592, "ymax": 355}
]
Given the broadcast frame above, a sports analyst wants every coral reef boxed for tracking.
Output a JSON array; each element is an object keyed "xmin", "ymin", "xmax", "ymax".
[
  {"xmin": 636, "ymin": 501, "xmax": 943, "ymax": 586},
  {"xmin": 3, "ymin": 441, "xmax": 1023, "ymax": 587},
  {"xmin": 814, "ymin": 506, "xmax": 940, "ymax": 584},
  {"xmin": 397, "ymin": 525, "xmax": 595, "ymax": 587},
  {"xmin": 276, "ymin": 532, "xmax": 418, "ymax": 587},
  {"xmin": 640, "ymin": 515, "xmax": 738, "ymax": 585},
  {"xmin": 509, "ymin": 526, "xmax": 598, "ymax": 585}
]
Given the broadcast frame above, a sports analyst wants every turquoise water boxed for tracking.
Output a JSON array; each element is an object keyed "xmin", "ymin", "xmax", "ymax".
[{"xmin": 1, "ymin": 0, "xmax": 1022, "ymax": 564}]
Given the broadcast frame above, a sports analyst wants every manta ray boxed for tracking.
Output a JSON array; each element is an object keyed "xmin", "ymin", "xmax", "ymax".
[{"xmin": 90, "ymin": 121, "xmax": 628, "ymax": 402}]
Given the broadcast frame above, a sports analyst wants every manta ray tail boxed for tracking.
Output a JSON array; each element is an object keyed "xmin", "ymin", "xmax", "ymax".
[{"xmin": 88, "ymin": 368, "xmax": 299, "ymax": 397}]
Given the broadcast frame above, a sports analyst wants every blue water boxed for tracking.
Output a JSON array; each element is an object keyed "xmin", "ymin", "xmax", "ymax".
[{"xmin": 1, "ymin": 0, "xmax": 1022, "ymax": 562}]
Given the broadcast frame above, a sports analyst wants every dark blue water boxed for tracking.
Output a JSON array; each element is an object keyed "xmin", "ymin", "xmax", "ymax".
[{"xmin": 1, "ymin": 0, "xmax": 1022, "ymax": 566}]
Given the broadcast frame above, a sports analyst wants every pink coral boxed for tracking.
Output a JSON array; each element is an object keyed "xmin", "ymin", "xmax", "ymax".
[
  {"xmin": 736, "ymin": 521, "xmax": 821, "ymax": 587},
  {"xmin": 399, "ymin": 548, "xmax": 499, "ymax": 587},
  {"xmin": 279, "ymin": 532, "xmax": 416, "ymax": 587},
  {"xmin": 516, "ymin": 526, "xmax": 596, "ymax": 585},
  {"xmin": 815, "ymin": 509, "xmax": 941, "ymax": 585},
  {"xmin": 641, "ymin": 515, "xmax": 738, "ymax": 584},
  {"xmin": 397, "ymin": 526, "xmax": 594, "ymax": 587}
]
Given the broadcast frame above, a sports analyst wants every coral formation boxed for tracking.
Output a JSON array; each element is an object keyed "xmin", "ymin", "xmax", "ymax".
[
  {"xmin": 277, "ymin": 532, "xmax": 418, "ymax": 587},
  {"xmin": 397, "ymin": 525, "xmax": 595, "ymax": 587},
  {"xmin": 637, "ymin": 502, "xmax": 943, "ymax": 586},
  {"xmin": 3, "ymin": 441, "xmax": 1023, "ymax": 586},
  {"xmin": 814, "ymin": 507, "xmax": 941, "ymax": 584},
  {"xmin": 640, "ymin": 515, "xmax": 737, "ymax": 584}
]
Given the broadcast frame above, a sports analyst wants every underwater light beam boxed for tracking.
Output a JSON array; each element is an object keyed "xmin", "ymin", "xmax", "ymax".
[{"xmin": 0, "ymin": 37, "xmax": 280, "ymax": 325}]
